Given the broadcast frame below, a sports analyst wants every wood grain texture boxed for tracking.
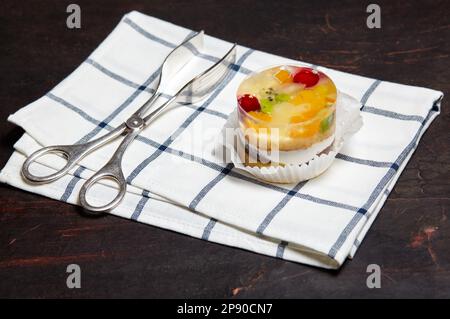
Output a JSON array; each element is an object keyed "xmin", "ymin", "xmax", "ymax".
[{"xmin": 0, "ymin": 0, "xmax": 449, "ymax": 298}]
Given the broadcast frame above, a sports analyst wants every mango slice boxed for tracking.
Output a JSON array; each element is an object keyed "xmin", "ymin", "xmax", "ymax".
[{"xmin": 274, "ymin": 69, "xmax": 292, "ymax": 84}]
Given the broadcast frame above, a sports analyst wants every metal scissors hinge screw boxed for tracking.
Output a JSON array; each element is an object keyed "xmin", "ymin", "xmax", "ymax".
[{"xmin": 126, "ymin": 116, "xmax": 144, "ymax": 130}]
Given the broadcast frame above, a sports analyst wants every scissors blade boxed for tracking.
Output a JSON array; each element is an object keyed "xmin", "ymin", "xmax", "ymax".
[{"xmin": 159, "ymin": 30, "xmax": 205, "ymax": 88}]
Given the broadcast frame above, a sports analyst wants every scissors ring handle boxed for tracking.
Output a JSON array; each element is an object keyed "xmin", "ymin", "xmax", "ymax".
[
  {"xmin": 78, "ymin": 161, "xmax": 127, "ymax": 213},
  {"xmin": 21, "ymin": 125, "xmax": 126, "ymax": 185},
  {"xmin": 21, "ymin": 144, "xmax": 87, "ymax": 183}
]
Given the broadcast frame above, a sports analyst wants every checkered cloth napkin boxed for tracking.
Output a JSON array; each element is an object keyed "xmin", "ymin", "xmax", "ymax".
[{"xmin": 0, "ymin": 11, "xmax": 442, "ymax": 269}]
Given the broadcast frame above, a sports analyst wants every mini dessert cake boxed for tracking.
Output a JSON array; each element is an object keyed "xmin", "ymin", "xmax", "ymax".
[{"xmin": 237, "ymin": 65, "xmax": 337, "ymax": 165}]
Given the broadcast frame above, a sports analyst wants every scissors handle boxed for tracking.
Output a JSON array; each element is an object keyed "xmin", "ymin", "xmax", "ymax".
[
  {"xmin": 78, "ymin": 125, "xmax": 142, "ymax": 213},
  {"xmin": 22, "ymin": 143, "xmax": 89, "ymax": 183},
  {"xmin": 21, "ymin": 124, "xmax": 126, "ymax": 184}
]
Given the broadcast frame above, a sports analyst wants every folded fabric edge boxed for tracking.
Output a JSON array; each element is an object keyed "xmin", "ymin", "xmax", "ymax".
[
  {"xmin": 0, "ymin": 148, "xmax": 341, "ymax": 269},
  {"xmin": 11, "ymin": 132, "xmax": 345, "ymax": 265},
  {"xmin": 334, "ymin": 96, "xmax": 442, "ymax": 262}
]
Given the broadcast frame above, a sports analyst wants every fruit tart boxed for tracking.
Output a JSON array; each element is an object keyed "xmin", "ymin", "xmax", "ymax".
[{"xmin": 237, "ymin": 65, "xmax": 337, "ymax": 165}]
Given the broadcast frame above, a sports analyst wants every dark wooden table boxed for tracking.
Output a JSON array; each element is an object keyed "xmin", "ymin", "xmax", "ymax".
[{"xmin": 1, "ymin": 0, "xmax": 449, "ymax": 298}]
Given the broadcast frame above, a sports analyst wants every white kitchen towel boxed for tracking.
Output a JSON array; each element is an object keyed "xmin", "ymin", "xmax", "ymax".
[{"xmin": 0, "ymin": 11, "xmax": 443, "ymax": 269}]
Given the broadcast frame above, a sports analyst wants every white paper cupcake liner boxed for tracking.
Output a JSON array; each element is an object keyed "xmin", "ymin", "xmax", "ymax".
[{"xmin": 215, "ymin": 91, "xmax": 363, "ymax": 183}]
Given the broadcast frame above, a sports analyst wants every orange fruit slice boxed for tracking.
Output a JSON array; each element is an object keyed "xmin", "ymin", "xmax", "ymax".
[{"xmin": 274, "ymin": 69, "xmax": 292, "ymax": 84}]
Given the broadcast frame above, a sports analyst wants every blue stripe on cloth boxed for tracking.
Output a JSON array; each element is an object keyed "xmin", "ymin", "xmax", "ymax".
[
  {"xmin": 123, "ymin": 17, "xmax": 252, "ymax": 75},
  {"xmin": 123, "ymin": 17, "xmax": 178, "ymax": 49},
  {"xmin": 276, "ymin": 241, "xmax": 288, "ymax": 258},
  {"xmin": 189, "ymin": 163, "xmax": 234, "ymax": 211},
  {"xmin": 46, "ymin": 93, "xmax": 103, "ymax": 127},
  {"xmin": 360, "ymin": 80, "xmax": 381, "ymax": 109},
  {"xmin": 60, "ymin": 166, "xmax": 86, "ymax": 201},
  {"xmin": 256, "ymin": 181, "xmax": 307, "ymax": 234},
  {"xmin": 362, "ymin": 106, "xmax": 425, "ymax": 122},
  {"xmin": 126, "ymin": 48, "xmax": 255, "ymax": 184},
  {"xmin": 47, "ymin": 94, "xmax": 113, "ymax": 130},
  {"xmin": 85, "ymin": 58, "xmax": 154, "ymax": 94},
  {"xmin": 46, "ymin": 92, "xmax": 360, "ymax": 212},
  {"xmin": 191, "ymin": 107, "xmax": 228, "ymax": 120},
  {"xmin": 289, "ymin": 192, "xmax": 359, "ymax": 212},
  {"xmin": 201, "ymin": 218, "xmax": 217, "ymax": 240},
  {"xmin": 131, "ymin": 190, "xmax": 151, "ymax": 220},
  {"xmin": 328, "ymin": 106, "xmax": 438, "ymax": 258},
  {"xmin": 335, "ymin": 154, "xmax": 392, "ymax": 168}
]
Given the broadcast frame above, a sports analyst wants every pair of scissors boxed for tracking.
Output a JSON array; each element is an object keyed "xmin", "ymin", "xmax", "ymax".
[{"xmin": 21, "ymin": 31, "xmax": 237, "ymax": 214}]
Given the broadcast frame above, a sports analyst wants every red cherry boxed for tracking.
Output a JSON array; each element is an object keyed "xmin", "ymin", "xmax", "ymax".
[
  {"xmin": 238, "ymin": 94, "xmax": 260, "ymax": 112},
  {"xmin": 293, "ymin": 68, "xmax": 320, "ymax": 87}
]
